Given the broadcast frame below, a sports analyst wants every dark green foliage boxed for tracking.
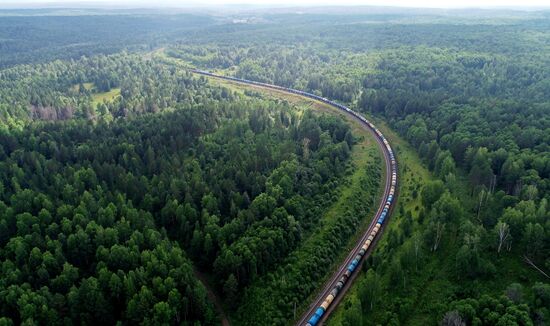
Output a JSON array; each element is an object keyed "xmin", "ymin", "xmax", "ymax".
[
  {"xmin": 447, "ymin": 294, "xmax": 534, "ymax": 326},
  {"xmin": 0, "ymin": 14, "xmax": 213, "ymax": 68},
  {"xmin": 0, "ymin": 50, "xmax": 354, "ymax": 323}
]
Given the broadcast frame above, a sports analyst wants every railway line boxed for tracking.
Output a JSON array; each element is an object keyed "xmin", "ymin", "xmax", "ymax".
[{"xmin": 190, "ymin": 69, "xmax": 397, "ymax": 326}]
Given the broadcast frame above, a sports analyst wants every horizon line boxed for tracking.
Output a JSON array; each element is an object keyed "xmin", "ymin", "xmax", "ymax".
[{"xmin": 1, "ymin": 3, "xmax": 550, "ymax": 10}]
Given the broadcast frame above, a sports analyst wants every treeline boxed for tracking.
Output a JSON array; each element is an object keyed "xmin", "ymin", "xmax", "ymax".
[
  {"xmin": 168, "ymin": 45, "xmax": 362, "ymax": 103},
  {"xmin": 0, "ymin": 14, "xmax": 213, "ymax": 68}
]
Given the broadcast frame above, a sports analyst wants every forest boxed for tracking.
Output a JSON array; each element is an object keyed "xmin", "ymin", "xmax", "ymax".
[
  {"xmin": 0, "ymin": 13, "xmax": 213, "ymax": 68},
  {"xmin": 0, "ymin": 5, "xmax": 549, "ymax": 326},
  {"xmin": 0, "ymin": 51, "xmax": 361, "ymax": 324}
]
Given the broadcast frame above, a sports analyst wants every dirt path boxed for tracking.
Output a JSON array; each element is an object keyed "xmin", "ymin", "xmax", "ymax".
[{"xmin": 194, "ymin": 269, "xmax": 230, "ymax": 326}]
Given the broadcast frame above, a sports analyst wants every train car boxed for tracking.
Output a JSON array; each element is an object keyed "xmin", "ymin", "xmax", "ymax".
[
  {"xmin": 348, "ymin": 259, "xmax": 359, "ymax": 273},
  {"xmin": 344, "ymin": 269, "xmax": 352, "ymax": 278},
  {"xmin": 306, "ymin": 307, "xmax": 326, "ymax": 326},
  {"xmin": 326, "ymin": 293, "xmax": 335, "ymax": 305}
]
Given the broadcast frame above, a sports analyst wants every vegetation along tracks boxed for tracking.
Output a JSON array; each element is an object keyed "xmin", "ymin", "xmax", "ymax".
[{"xmin": 190, "ymin": 69, "xmax": 398, "ymax": 326}]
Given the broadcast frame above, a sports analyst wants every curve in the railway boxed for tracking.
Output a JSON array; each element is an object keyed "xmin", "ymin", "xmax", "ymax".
[{"xmin": 190, "ymin": 69, "xmax": 398, "ymax": 326}]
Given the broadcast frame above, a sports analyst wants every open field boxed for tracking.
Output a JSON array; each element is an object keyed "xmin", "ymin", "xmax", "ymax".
[{"xmin": 91, "ymin": 88, "xmax": 121, "ymax": 106}]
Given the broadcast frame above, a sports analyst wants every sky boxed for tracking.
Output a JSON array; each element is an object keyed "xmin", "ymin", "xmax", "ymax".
[{"xmin": 4, "ymin": 0, "xmax": 550, "ymax": 8}]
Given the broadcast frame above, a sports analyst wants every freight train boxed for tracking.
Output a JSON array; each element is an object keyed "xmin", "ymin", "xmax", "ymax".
[{"xmin": 190, "ymin": 69, "xmax": 397, "ymax": 326}]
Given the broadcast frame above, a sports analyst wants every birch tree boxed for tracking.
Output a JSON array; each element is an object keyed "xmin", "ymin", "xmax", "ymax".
[{"xmin": 495, "ymin": 221, "xmax": 511, "ymax": 253}]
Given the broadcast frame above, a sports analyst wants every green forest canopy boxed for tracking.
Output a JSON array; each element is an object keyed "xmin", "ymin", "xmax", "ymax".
[{"xmin": 0, "ymin": 6, "xmax": 548, "ymax": 326}]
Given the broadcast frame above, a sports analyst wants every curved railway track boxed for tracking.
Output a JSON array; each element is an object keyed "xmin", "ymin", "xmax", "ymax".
[
  {"xmin": 297, "ymin": 115, "xmax": 395, "ymax": 326},
  {"xmin": 190, "ymin": 69, "xmax": 397, "ymax": 326}
]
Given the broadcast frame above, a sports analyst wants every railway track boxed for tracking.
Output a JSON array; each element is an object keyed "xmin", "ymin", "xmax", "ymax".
[
  {"xmin": 296, "ymin": 114, "xmax": 395, "ymax": 326},
  {"xmin": 190, "ymin": 69, "xmax": 397, "ymax": 326}
]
